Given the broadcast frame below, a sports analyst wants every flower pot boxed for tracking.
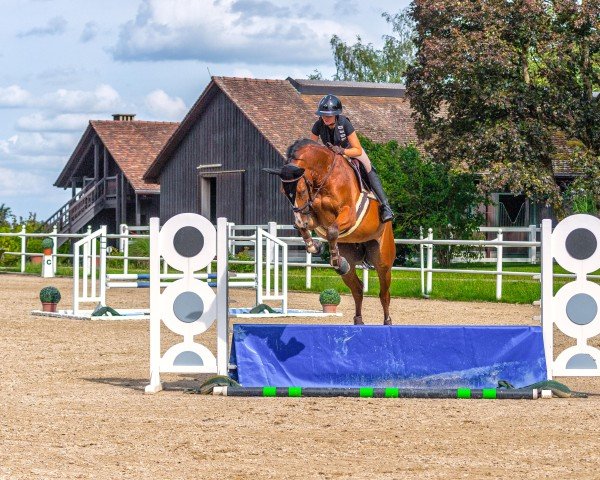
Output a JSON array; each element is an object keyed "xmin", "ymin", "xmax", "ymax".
[
  {"xmin": 43, "ymin": 248, "xmax": 52, "ymax": 255},
  {"xmin": 321, "ymin": 304, "xmax": 338, "ymax": 313},
  {"xmin": 41, "ymin": 302, "xmax": 58, "ymax": 313},
  {"xmin": 30, "ymin": 256, "xmax": 43, "ymax": 264}
]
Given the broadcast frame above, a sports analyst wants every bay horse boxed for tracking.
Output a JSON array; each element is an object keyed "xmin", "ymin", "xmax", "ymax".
[{"xmin": 265, "ymin": 139, "xmax": 395, "ymax": 325}]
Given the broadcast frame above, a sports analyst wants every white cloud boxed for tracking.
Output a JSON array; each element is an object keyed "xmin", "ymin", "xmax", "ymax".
[
  {"xmin": 231, "ymin": 67, "xmax": 255, "ymax": 78},
  {"xmin": 40, "ymin": 84, "xmax": 122, "ymax": 113},
  {"xmin": 0, "ymin": 132, "xmax": 78, "ymax": 159},
  {"xmin": 0, "ymin": 167, "xmax": 47, "ymax": 197},
  {"xmin": 18, "ymin": 16, "xmax": 68, "ymax": 38},
  {"xmin": 0, "ymin": 85, "xmax": 32, "ymax": 108},
  {"xmin": 144, "ymin": 89, "xmax": 186, "ymax": 120},
  {"xmin": 80, "ymin": 21, "xmax": 99, "ymax": 43},
  {"xmin": 16, "ymin": 113, "xmax": 90, "ymax": 132},
  {"xmin": 112, "ymin": 0, "xmax": 355, "ymax": 65}
]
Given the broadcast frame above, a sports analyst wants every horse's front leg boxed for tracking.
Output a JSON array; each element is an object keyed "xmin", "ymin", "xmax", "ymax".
[
  {"xmin": 297, "ymin": 226, "xmax": 324, "ymax": 255},
  {"xmin": 327, "ymin": 225, "xmax": 350, "ymax": 275}
]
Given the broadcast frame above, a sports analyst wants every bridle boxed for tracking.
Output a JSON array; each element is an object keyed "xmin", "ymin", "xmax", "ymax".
[{"xmin": 283, "ymin": 153, "xmax": 340, "ymax": 215}]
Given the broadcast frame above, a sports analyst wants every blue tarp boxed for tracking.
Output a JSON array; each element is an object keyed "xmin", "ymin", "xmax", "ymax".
[{"xmin": 230, "ymin": 324, "xmax": 547, "ymax": 389}]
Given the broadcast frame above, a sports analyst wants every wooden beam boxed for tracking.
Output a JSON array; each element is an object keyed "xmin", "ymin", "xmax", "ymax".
[
  {"xmin": 135, "ymin": 193, "xmax": 141, "ymax": 226},
  {"xmin": 94, "ymin": 140, "xmax": 100, "ymax": 180},
  {"xmin": 103, "ymin": 146, "xmax": 109, "ymax": 179},
  {"xmin": 120, "ymin": 173, "xmax": 127, "ymax": 225}
]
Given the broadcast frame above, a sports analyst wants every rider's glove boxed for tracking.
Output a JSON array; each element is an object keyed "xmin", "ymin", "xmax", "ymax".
[{"xmin": 326, "ymin": 143, "xmax": 345, "ymax": 156}]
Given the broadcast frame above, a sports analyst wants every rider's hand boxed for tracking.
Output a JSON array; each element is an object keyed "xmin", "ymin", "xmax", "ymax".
[{"xmin": 326, "ymin": 143, "xmax": 345, "ymax": 156}]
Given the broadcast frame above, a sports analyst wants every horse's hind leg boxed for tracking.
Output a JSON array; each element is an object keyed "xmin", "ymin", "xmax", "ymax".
[
  {"xmin": 366, "ymin": 225, "xmax": 394, "ymax": 325},
  {"xmin": 340, "ymin": 264, "xmax": 364, "ymax": 325},
  {"xmin": 376, "ymin": 266, "xmax": 392, "ymax": 325}
]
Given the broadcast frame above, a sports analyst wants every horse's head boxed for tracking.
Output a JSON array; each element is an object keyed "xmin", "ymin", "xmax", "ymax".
[
  {"xmin": 264, "ymin": 138, "xmax": 335, "ymax": 229},
  {"xmin": 263, "ymin": 163, "xmax": 312, "ymax": 228}
]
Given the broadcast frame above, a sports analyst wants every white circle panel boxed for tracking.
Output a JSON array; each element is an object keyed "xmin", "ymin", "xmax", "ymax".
[
  {"xmin": 159, "ymin": 213, "xmax": 216, "ymax": 272},
  {"xmin": 553, "ymin": 280, "xmax": 600, "ymax": 339},
  {"xmin": 160, "ymin": 279, "xmax": 216, "ymax": 336},
  {"xmin": 552, "ymin": 214, "xmax": 600, "ymax": 274}
]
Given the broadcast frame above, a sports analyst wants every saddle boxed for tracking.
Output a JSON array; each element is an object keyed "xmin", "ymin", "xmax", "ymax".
[
  {"xmin": 348, "ymin": 157, "xmax": 372, "ymax": 192},
  {"xmin": 314, "ymin": 156, "xmax": 377, "ymax": 239}
]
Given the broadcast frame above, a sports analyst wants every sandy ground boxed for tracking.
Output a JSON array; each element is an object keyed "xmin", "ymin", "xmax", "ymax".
[{"xmin": 1, "ymin": 273, "xmax": 599, "ymax": 480}]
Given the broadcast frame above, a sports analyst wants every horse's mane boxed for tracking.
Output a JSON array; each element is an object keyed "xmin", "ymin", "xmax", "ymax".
[{"xmin": 285, "ymin": 138, "xmax": 324, "ymax": 164}]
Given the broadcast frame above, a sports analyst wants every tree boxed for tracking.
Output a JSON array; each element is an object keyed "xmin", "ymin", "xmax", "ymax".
[
  {"xmin": 330, "ymin": 10, "xmax": 415, "ymax": 83},
  {"xmin": 406, "ymin": 0, "xmax": 599, "ymax": 213},
  {"xmin": 361, "ymin": 136, "xmax": 485, "ymax": 266}
]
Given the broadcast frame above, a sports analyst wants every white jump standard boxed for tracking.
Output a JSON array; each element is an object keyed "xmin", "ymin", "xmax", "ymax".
[
  {"xmin": 542, "ymin": 214, "xmax": 600, "ymax": 377},
  {"xmin": 145, "ymin": 214, "xmax": 229, "ymax": 394}
]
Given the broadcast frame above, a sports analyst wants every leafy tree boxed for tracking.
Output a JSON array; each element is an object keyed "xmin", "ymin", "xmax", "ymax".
[
  {"xmin": 362, "ymin": 136, "xmax": 485, "ymax": 266},
  {"xmin": 406, "ymin": 0, "xmax": 599, "ymax": 214},
  {"xmin": 330, "ymin": 10, "xmax": 415, "ymax": 83}
]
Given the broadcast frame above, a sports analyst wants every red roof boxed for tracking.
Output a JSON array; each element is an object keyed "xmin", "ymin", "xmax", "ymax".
[
  {"xmin": 144, "ymin": 77, "xmax": 418, "ymax": 181},
  {"xmin": 91, "ymin": 120, "xmax": 179, "ymax": 192}
]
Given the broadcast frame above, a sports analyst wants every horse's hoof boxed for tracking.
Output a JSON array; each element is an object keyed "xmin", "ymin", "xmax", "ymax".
[
  {"xmin": 307, "ymin": 239, "xmax": 323, "ymax": 255},
  {"xmin": 354, "ymin": 316, "xmax": 364, "ymax": 325},
  {"xmin": 334, "ymin": 257, "xmax": 350, "ymax": 276},
  {"xmin": 384, "ymin": 317, "xmax": 392, "ymax": 326}
]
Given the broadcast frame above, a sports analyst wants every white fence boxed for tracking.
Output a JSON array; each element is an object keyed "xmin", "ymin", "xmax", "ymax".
[{"xmin": 0, "ymin": 221, "xmax": 552, "ymax": 301}]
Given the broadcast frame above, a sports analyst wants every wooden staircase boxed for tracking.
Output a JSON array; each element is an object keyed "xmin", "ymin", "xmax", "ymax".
[{"xmin": 44, "ymin": 176, "xmax": 118, "ymax": 245}]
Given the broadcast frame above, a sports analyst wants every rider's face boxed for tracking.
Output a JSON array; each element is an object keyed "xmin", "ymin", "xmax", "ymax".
[{"xmin": 321, "ymin": 115, "xmax": 335, "ymax": 128}]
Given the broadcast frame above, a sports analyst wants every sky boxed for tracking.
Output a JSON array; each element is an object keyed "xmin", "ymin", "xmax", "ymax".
[{"xmin": 0, "ymin": 0, "xmax": 410, "ymax": 221}]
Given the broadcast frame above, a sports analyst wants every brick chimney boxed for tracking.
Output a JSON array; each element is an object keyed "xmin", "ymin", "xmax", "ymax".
[{"xmin": 112, "ymin": 113, "xmax": 136, "ymax": 121}]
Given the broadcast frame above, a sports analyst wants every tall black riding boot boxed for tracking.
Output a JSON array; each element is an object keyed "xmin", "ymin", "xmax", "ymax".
[{"xmin": 367, "ymin": 170, "xmax": 394, "ymax": 223}]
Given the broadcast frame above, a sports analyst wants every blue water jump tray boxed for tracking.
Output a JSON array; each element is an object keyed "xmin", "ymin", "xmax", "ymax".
[{"xmin": 230, "ymin": 324, "xmax": 547, "ymax": 389}]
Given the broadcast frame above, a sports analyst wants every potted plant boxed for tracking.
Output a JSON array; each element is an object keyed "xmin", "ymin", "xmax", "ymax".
[
  {"xmin": 39, "ymin": 286, "xmax": 61, "ymax": 312},
  {"xmin": 41, "ymin": 237, "xmax": 53, "ymax": 256},
  {"xmin": 319, "ymin": 288, "xmax": 341, "ymax": 313}
]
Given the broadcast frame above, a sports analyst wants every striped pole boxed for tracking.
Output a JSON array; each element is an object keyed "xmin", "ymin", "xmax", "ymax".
[{"xmin": 213, "ymin": 386, "xmax": 552, "ymax": 399}]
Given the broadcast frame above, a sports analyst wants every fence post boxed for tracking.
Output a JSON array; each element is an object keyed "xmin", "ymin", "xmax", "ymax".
[
  {"xmin": 51, "ymin": 225, "xmax": 58, "ymax": 273},
  {"xmin": 120, "ymin": 224, "xmax": 129, "ymax": 274},
  {"xmin": 306, "ymin": 250, "xmax": 312, "ymax": 289},
  {"xmin": 100, "ymin": 226, "xmax": 107, "ymax": 306},
  {"xmin": 529, "ymin": 224, "xmax": 537, "ymax": 264},
  {"xmin": 282, "ymin": 241, "xmax": 288, "ymax": 314},
  {"xmin": 268, "ymin": 222, "xmax": 277, "ymax": 297},
  {"xmin": 420, "ymin": 227, "xmax": 425, "ymax": 296},
  {"xmin": 496, "ymin": 230, "xmax": 503, "ymax": 300},
  {"xmin": 362, "ymin": 266, "xmax": 369, "ymax": 293},
  {"xmin": 256, "ymin": 227, "xmax": 263, "ymax": 306},
  {"xmin": 426, "ymin": 228, "xmax": 433, "ymax": 295},
  {"xmin": 227, "ymin": 222, "xmax": 235, "ymax": 255},
  {"xmin": 85, "ymin": 225, "xmax": 92, "ymax": 275},
  {"xmin": 20, "ymin": 224, "xmax": 26, "ymax": 272}
]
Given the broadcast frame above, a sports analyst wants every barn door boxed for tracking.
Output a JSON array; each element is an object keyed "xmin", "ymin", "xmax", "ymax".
[
  {"xmin": 198, "ymin": 175, "xmax": 217, "ymax": 224},
  {"xmin": 216, "ymin": 172, "xmax": 244, "ymax": 224}
]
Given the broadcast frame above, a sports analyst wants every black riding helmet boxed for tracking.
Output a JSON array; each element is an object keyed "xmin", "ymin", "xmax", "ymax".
[{"xmin": 315, "ymin": 94, "xmax": 342, "ymax": 116}]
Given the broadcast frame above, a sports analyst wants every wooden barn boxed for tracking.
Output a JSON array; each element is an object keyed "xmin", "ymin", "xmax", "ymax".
[
  {"xmin": 143, "ymin": 77, "xmax": 418, "ymax": 225},
  {"xmin": 51, "ymin": 115, "xmax": 178, "ymax": 235}
]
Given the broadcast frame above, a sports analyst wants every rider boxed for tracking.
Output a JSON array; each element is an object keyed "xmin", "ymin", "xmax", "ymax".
[{"xmin": 310, "ymin": 94, "xmax": 394, "ymax": 223}]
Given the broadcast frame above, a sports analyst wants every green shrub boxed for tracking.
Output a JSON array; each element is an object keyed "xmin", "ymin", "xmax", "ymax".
[
  {"xmin": 128, "ymin": 238, "xmax": 150, "ymax": 269},
  {"xmin": 27, "ymin": 237, "xmax": 43, "ymax": 253},
  {"xmin": 229, "ymin": 248, "xmax": 254, "ymax": 273},
  {"xmin": 39, "ymin": 286, "xmax": 61, "ymax": 303},
  {"xmin": 41, "ymin": 238, "xmax": 54, "ymax": 249},
  {"xmin": 319, "ymin": 288, "xmax": 341, "ymax": 305}
]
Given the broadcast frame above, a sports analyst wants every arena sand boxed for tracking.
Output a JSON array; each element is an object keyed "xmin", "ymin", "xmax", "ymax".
[{"xmin": 1, "ymin": 274, "xmax": 599, "ymax": 479}]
